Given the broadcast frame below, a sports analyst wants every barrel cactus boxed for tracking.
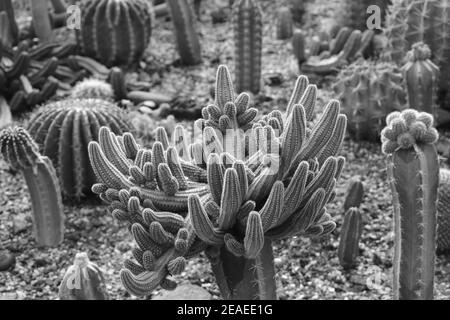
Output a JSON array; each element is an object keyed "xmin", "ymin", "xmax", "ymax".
[
  {"xmin": 71, "ymin": 78, "xmax": 115, "ymax": 101},
  {"xmin": 26, "ymin": 98, "xmax": 132, "ymax": 199},
  {"xmin": 76, "ymin": 0, "xmax": 153, "ymax": 67},
  {"xmin": 437, "ymin": 168, "xmax": 450, "ymax": 253},
  {"xmin": 87, "ymin": 65, "xmax": 347, "ymax": 299},
  {"xmin": 382, "ymin": 109, "xmax": 439, "ymax": 300},
  {"xmin": 334, "ymin": 59, "xmax": 407, "ymax": 141},
  {"xmin": 385, "ymin": 0, "xmax": 450, "ymax": 110},
  {"xmin": 59, "ymin": 252, "xmax": 109, "ymax": 300},
  {"xmin": 0, "ymin": 127, "xmax": 64, "ymax": 247}
]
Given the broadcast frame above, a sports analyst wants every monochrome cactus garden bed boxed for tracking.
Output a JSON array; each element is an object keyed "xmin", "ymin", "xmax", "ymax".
[{"xmin": 1, "ymin": 0, "xmax": 450, "ymax": 301}]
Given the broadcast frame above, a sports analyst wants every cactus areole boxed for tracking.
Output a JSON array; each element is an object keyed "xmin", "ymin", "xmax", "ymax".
[{"xmin": 382, "ymin": 109, "xmax": 439, "ymax": 300}]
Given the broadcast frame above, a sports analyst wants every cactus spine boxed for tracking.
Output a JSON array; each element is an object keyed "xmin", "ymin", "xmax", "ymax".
[
  {"xmin": 76, "ymin": 0, "xmax": 153, "ymax": 67},
  {"xmin": 59, "ymin": 252, "xmax": 109, "ymax": 300},
  {"xmin": 382, "ymin": 109, "xmax": 439, "ymax": 300},
  {"xmin": 232, "ymin": 0, "xmax": 262, "ymax": 94},
  {"xmin": 0, "ymin": 127, "xmax": 64, "ymax": 247},
  {"xmin": 402, "ymin": 42, "xmax": 440, "ymax": 115},
  {"xmin": 276, "ymin": 7, "xmax": 293, "ymax": 40},
  {"xmin": 166, "ymin": 0, "xmax": 202, "ymax": 66},
  {"xmin": 338, "ymin": 208, "xmax": 363, "ymax": 270}
]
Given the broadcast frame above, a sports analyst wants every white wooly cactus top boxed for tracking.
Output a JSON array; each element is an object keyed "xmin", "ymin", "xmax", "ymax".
[
  {"xmin": 381, "ymin": 109, "xmax": 438, "ymax": 154},
  {"xmin": 71, "ymin": 78, "xmax": 114, "ymax": 101}
]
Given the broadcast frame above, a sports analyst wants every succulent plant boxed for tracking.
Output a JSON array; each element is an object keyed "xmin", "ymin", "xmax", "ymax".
[
  {"xmin": 338, "ymin": 207, "xmax": 363, "ymax": 270},
  {"xmin": 385, "ymin": 0, "xmax": 450, "ymax": 110},
  {"xmin": 0, "ymin": 0, "xmax": 19, "ymax": 46},
  {"xmin": 26, "ymin": 98, "xmax": 132, "ymax": 199},
  {"xmin": 382, "ymin": 109, "xmax": 439, "ymax": 300},
  {"xmin": 232, "ymin": 0, "xmax": 262, "ymax": 94},
  {"xmin": 402, "ymin": 42, "xmax": 440, "ymax": 115},
  {"xmin": 343, "ymin": 177, "xmax": 364, "ymax": 212},
  {"xmin": 292, "ymin": 29, "xmax": 307, "ymax": 66},
  {"xmin": 334, "ymin": 59, "xmax": 407, "ymax": 141},
  {"xmin": 59, "ymin": 252, "xmax": 109, "ymax": 300},
  {"xmin": 166, "ymin": 0, "xmax": 202, "ymax": 66},
  {"xmin": 31, "ymin": 0, "xmax": 53, "ymax": 42},
  {"xmin": 276, "ymin": 7, "xmax": 293, "ymax": 40},
  {"xmin": 76, "ymin": 0, "xmax": 153, "ymax": 67},
  {"xmin": 88, "ymin": 65, "xmax": 347, "ymax": 299},
  {"xmin": 0, "ymin": 126, "xmax": 64, "ymax": 247},
  {"xmin": 71, "ymin": 78, "xmax": 115, "ymax": 101},
  {"xmin": 437, "ymin": 168, "xmax": 450, "ymax": 253}
]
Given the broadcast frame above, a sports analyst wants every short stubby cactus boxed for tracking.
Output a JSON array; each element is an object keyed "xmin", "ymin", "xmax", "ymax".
[
  {"xmin": 402, "ymin": 42, "xmax": 440, "ymax": 115},
  {"xmin": 382, "ymin": 109, "xmax": 439, "ymax": 300},
  {"xmin": 437, "ymin": 169, "xmax": 450, "ymax": 253},
  {"xmin": 26, "ymin": 98, "xmax": 132, "ymax": 199},
  {"xmin": 76, "ymin": 0, "xmax": 153, "ymax": 67},
  {"xmin": 0, "ymin": 127, "xmax": 64, "ymax": 247},
  {"xmin": 59, "ymin": 252, "xmax": 109, "ymax": 300},
  {"xmin": 88, "ymin": 64, "xmax": 347, "ymax": 300},
  {"xmin": 334, "ymin": 59, "xmax": 407, "ymax": 141},
  {"xmin": 71, "ymin": 78, "xmax": 115, "ymax": 101},
  {"xmin": 385, "ymin": 0, "xmax": 450, "ymax": 110},
  {"xmin": 232, "ymin": 0, "xmax": 263, "ymax": 94},
  {"xmin": 338, "ymin": 207, "xmax": 363, "ymax": 270}
]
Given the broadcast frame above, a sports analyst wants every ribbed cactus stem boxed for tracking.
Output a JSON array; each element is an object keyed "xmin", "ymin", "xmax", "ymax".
[
  {"xmin": 402, "ymin": 42, "xmax": 439, "ymax": 114},
  {"xmin": 338, "ymin": 208, "xmax": 362, "ymax": 270},
  {"xmin": 232, "ymin": 0, "xmax": 262, "ymax": 94},
  {"xmin": 166, "ymin": 0, "xmax": 202, "ymax": 66},
  {"xmin": 0, "ymin": 0, "xmax": 19, "ymax": 44},
  {"xmin": 382, "ymin": 109, "xmax": 439, "ymax": 300},
  {"xmin": 31, "ymin": 0, "xmax": 53, "ymax": 42},
  {"xmin": 276, "ymin": 7, "xmax": 293, "ymax": 40}
]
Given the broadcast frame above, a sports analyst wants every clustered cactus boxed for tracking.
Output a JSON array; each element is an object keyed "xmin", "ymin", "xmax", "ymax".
[
  {"xmin": 0, "ymin": 126, "xmax": 64, "ymax": 247},
  {"xmin": 232, "ymin": 0, "xmax": 263, "ymax": 94},
  {"xmin": 76, "ymin": 0, "xmax": 153, "ymax": 67},
  {"xmin": 26, "ymin": 98, "xmax": 132, "ymax": 199},
  {"xmin": 87, "ymin": 65, "xmax": 347, "ymax": 299},
  {"xmin": 334, "ymin": 59, "xmax": 407, "ymax": 141},
  {"xmin": 382, "ymin": 109, "xmax": 439, "ymax": 300},
  {"xmin": 385, "ymin": 0, "xmax": 450, "ymax": 110}
]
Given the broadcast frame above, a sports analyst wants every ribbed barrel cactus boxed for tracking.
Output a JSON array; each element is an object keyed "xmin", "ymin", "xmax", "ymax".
[
  {"xmin": 76, "ymin": 0, "xmax": 153, "ymax": 67},
  {"xmin": 0, "ymin": 127, "xmax": 64, "ymax": 247},
  {"xmin": 334, "ymin": 59, "xmax": 407, "ymax": 141},
  {"xmin": 71, "ymin": 78, "xmax": 115, "ymax": 101},
  {"xmin": 88, "ymin": 65, "xmax": 347, "ymax": 300},
  {"xmin": 26, "ymin": 98, "xmax": 132, "ymax": 199},
  {"xmin": 382, "ymin": 109, "xmax": 439, "ymax": 300},
  {"xmin": 385, "ymin": 0, "xmax": 450, "ymax": 109}
]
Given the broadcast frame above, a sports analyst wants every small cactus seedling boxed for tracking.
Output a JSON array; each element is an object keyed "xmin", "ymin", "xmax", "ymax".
[
  {"xmin": 343, "ymin": 177, "xmax": 364, "ymax": 211},
  {"xmin": 382, "ymin": 109, "xmax": 439, "ymax": 300},
  {"xmin": 276, "ymin": 7, "xmax": 293, "ymax": 40},
  {"xmin": 338, "ymin": 207, "xmax": 363, "ymax": 270},
  {"xmin": 0, "ymin": 127, "xmax": 64, "ymax": 247},
  {"xmin": 59, "ymin": 252, "xmax": 109, "ymax": 300},
  {"xmin": 232, "ymin": 0, "xmax": 263, "ymax": 94},
  {"xmin": 402, "ymin": 42, "xmax": 440, "ymax": 115},
  {"xmin": 166, "ymin": 0, "xmax": 202, "ymax": 65}
]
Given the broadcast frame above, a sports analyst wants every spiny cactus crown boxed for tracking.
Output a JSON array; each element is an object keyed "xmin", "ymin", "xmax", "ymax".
[
  {"xmin": 71, "ymin": 78, "xmax": 114, "ymax": 101},
  {"xmin": 381, "ymin": 109, "xmax": 438, "ymax": 154},
  {"xmin": 0, "ymin": 126, "xmax": 41, "ymax": 170}
]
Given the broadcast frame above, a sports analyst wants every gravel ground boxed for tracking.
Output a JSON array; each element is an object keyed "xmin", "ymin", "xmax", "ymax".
[{"xmin": 1, "ymin": 0, "xmax": 450, "ymax": 300}]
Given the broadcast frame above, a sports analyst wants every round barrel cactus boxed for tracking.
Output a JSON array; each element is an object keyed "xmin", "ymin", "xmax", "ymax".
[
  {"xmin": 76, "ymin": 0, "xmax": 153, "ymax": 67},
  {"xmin": 26, "ymin": 98, "xmax": 132, "ymax": 199}
]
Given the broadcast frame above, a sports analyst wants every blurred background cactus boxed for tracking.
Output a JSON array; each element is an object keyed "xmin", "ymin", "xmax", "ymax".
[{"xmin": 276, "ymin": 7, "xmax": 293, "ymax": 40}]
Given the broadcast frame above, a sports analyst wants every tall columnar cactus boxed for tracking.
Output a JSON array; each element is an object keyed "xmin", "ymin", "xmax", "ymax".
[
  {"xmin": 232, "ymin": 0, "xmax": 262, "ymax": 94},
  {"xmin": 338, "ymin": 208, "xmax": 363, "ymax": 270},
  {"xmin": 59, "ymin": 252, "xmax": 109, "ymax": 300},
  {"xmin": 437, "ymin": 169, "xmax": 450, "ymax": 253},
  {"xmin": 166, "ymin": 0, "xmax": 202, "ymax": 66},
  {"xmin": 0, "ymin": 0, "xmax": 19, "ymax": 45},
  {"xmin": 26, "ymin": 99, "xmax": 132, "ymax": 199},
  {"xmin": 276, "ymin": 7, "xmax": 293, "ymax": 40},
  {"xmin": 76, "ymin": 0, "xmax": 153, "ymax": 67},
  {"xmin": 334, "ymin": 59, "xmax": 407, "ymax": 141},
  {"xmin": 382, "ymin": 109, "xmax": 439, "ymax": 300},
  {"xmin": 402, "ymin": 42, "xmax": 440, "ymax": 115},
  {"xmin": 385, "ymin": 0, "xmax": 450, "ymax": 110},
  {"xmin": 88, "ymin": 65, "xmax": 347, "ymax": 299},
  {"xmin": 292, "ymin": 29, "xmax": 307, "ymax": 65},
  {"xmin": 0, "ymin": 127, "xmax": 64, "ymax": 247}
]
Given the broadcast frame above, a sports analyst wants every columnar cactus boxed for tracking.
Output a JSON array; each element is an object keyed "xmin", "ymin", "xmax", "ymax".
[
  {"xmin": 334, "ymin": 59, "xmax": 407, "ymax": 141},
  {"xmin": 0, "ymin": 127, "xmax": 64, "ymax": 247},
  {"xmin": 385, "ymin": 0, "xmax": 450, "ymax": 110},
  {"xmin": 31, "ymin": 0, "xmax": 53, "ymax": 42},
  {"xmin": 338, "ymin": 208, "xmax": 363, "ymax": 270},
  {"xmin": 0, "ymin": 0, "xmax": 18, "ymax": 45},
  {"xmin": 402, "ymin": 42, "xmax": 440, "ymax": 115},
  {"xmin": 26, "ymin": 99, "xmax": 132, "ymax": 199},
  {"xmin": 88, "ymin": 65, "xmax": 347, "ymax": 299},
  {"xmin": 292, "ymin": 29, "xmax": 307, "ymax": 65},
  {"xmin": 76, "ymin": 0, "xmax": 153, "ymax": 67},
  {"xmin": 382, "ymin": 109, "xmax": 439, "ymax": 300},
  {"xmin": 437, "ymin": 169, "xmax": 450, "ymax": 253},
  {"xmin": 232, "ymin": 0, "xmax": 262, "ymax": 94},
  {"xmin": 166, "ymin": 0, "xmax": 202, "ymax": 66},
  {"xmin": 343, "ymin": 177, "xmax": 364, "ymax": 211},
  {"xmin": 59, "ymin": 252, "xmax": 109, "ymax": 300},
  {"xmin": 276, "ymin": 7, "xmax": 293, "ymax": 40}
]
